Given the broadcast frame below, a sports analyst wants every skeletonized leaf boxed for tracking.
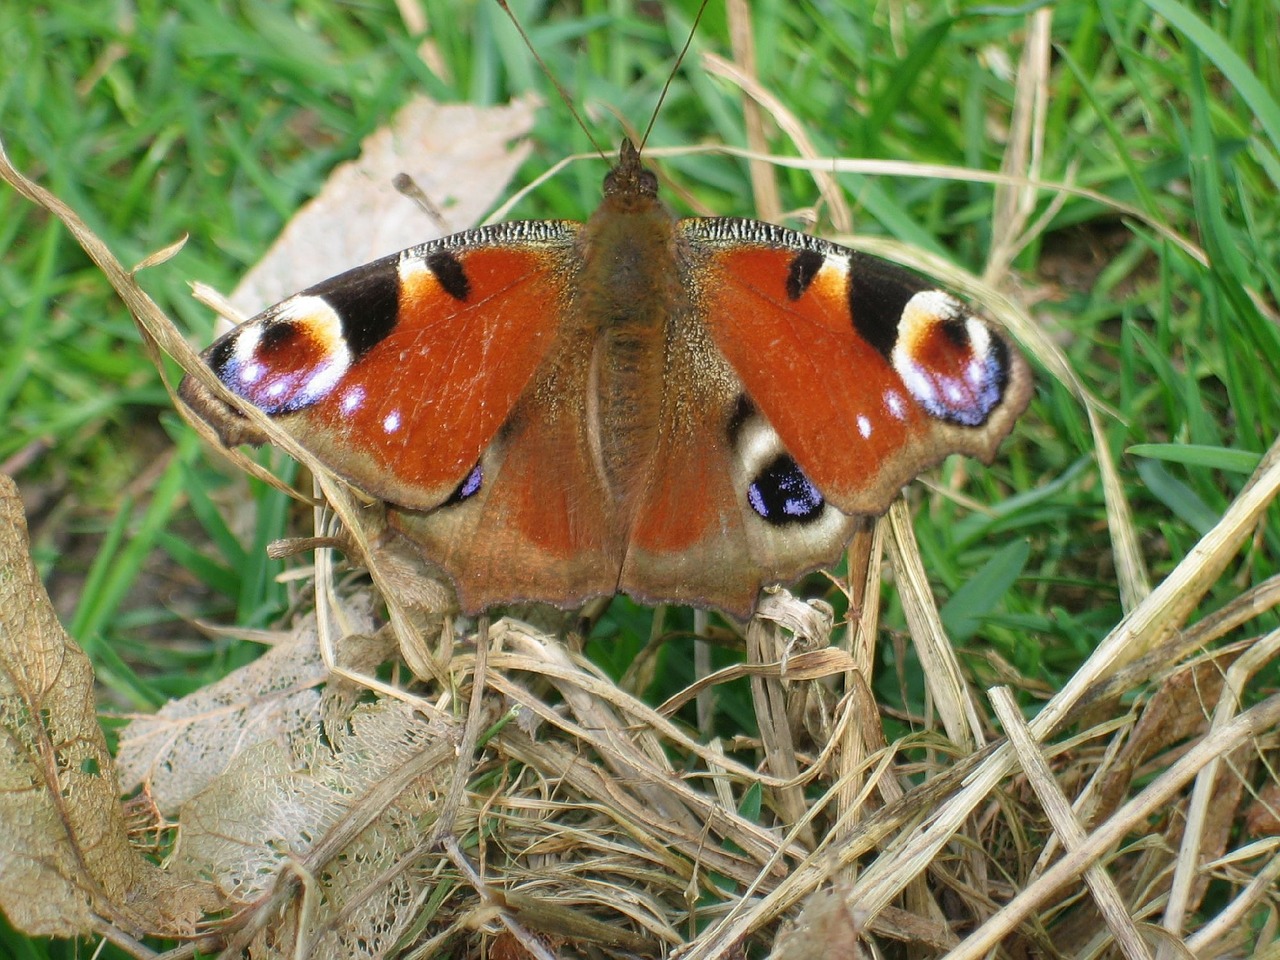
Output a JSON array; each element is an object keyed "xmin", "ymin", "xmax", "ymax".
[
  {"xmin": 116, "ymin": 593, "xmax": 386, "ymax": 814},
  {"xmin": 172, "ymin": 698, "xmax": 460, "ymax": 958}
]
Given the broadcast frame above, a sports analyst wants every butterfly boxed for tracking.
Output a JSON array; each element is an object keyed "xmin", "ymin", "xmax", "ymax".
[{"xmin": 180, "ymin": 140, "xmax": 1032, "ymax": 619}]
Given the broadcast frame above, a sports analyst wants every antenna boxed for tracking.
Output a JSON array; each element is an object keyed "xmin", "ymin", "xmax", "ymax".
[
  {"xmin": 496, "ymin": 0, "xmax": 711, "ymax": 161},
  {"xmin": 495, "ymin": 0, "xmax": 607, "ymax": 161},
  {"xmin": 639, "ymin": 0, "xmax": 711, "ymax": 153}
]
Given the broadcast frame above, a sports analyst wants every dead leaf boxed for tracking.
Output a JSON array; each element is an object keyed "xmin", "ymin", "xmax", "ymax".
[
  {"xmin": 0, "ymin": 474, "xmax": 212, "ymax": 938},
  {"xmin": 231, "ymin": 95, "xmax": 537, "ymax": 317},
  {"xmin": 172, "ymin": 698, "xmax": 459, "ymax": 957},
  {"xmin": 116, "ymin": 593, "xmax": 384, "ymax": 814},
  {"xmin": 770, "ymin": 884, "xmax": 868, "ymax": 960},
  {"xmin": 1245, "ymin": 778, "xmax": 1280, "ymax": 836},
  {"xmin": 1095, "ymin": 654, "xmax": 1232, "ymax": 820}
]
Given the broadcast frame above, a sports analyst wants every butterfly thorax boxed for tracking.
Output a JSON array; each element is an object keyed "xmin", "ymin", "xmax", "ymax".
[{"xmin": 574, "ymin": 145, "xmax": 696, "ymax": 511}]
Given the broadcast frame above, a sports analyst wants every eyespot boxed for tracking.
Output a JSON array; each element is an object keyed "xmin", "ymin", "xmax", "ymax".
[
  {"xmin": 210, "ymin": 298, "xmax": 352, "ymax": 415},
  {"xmin": 747, "ymin": 454, "xmax": 825, "ymax": 526},
  {"xmin": 443, "ymin": 463, "xmax": 483, "ymax": 506},
  {"xmin": 892, "ymin": 291, "xmax": 1010, "ymax": 427}
]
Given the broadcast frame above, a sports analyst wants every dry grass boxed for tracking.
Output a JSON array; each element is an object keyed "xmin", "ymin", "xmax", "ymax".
[{"xmin": 215, "ymin": 438, "xmax": 1278, "ymax": 958}]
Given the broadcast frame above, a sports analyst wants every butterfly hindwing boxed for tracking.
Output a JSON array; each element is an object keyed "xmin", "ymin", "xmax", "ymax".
[
  {"xmin": 388, "ymin": 323, "xmax": 628, "ymax": 613},
  {"xmin": 619, "ymin": 400, "xmax": 861, "ymax": 615}
]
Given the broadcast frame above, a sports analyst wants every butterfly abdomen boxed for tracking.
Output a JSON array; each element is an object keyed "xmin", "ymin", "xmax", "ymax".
[{"xmin": 578, "ymin": 199, "xmax": 690, "ymax": 508}]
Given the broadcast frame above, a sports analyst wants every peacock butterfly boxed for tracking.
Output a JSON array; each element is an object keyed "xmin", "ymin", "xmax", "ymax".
[{"xmin": 180, "ymin": 139, "xmax": 1032, "ymax": 619}]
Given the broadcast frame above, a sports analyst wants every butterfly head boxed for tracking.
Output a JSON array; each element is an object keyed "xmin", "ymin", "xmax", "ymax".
[{"xmin": 602, "ymin": 140, "xmax": 660, "ymax": 210}]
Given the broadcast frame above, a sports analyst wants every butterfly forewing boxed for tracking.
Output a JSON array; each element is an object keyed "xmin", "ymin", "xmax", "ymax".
[
  {"xmin": 388, "ymin": 315, "xmax": 631, "ymax": 613},
  {"xmin": 184, "ymin": 222, "xmax": 581, "ymax": 511},
  {"xmin": 684, "ymin": 218, "xmax": 1031, "ymax": 518}
]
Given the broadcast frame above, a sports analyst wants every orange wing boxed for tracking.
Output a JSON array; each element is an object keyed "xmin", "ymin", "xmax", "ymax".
[
  {"xmin": 386, "ymin": 321, "xmax": 630, "ymax": 613},
  {"xmin": 682, "ymin": 218, "xmax": 1031, "ymax": 517},
  {"xmin": 182, "ymin": 221, "xmax": 582, "ymax": 511}
]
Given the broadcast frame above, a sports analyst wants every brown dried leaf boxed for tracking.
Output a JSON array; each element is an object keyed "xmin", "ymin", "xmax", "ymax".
[
  {"xmin": 0, "ymin": 475, "xmax": 210, "ymax": 938},
  {"xmin": 489, "ymin": 930, "xmax": 566, "ymax": 960},
  {"xmin": 1176, "ymin": 744, "xmax": 1252, "ymax": 913},
  {"xmin": 231, "ymin": 95, "xmax": 537, "ymax": 316},
  {"xmin": 1095, "ymin": 654, "xmax": 1232, "ymax": 820},
  {"xmin": 1245, "ymin": 778, "xmax": 1280, "ymax": 837},
  {"xmin": 770, "ymin": 884, "xmax": 868, "ymax": 960}
]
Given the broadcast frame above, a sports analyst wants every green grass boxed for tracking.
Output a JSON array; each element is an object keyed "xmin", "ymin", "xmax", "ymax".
[{"xmin": 2, "ymin": 0, "xmax": 1279, "ymax": 956}]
